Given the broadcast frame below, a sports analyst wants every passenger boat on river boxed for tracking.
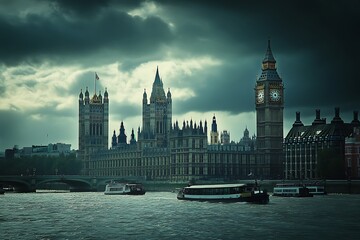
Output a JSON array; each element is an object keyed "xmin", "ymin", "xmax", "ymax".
[
  {"xmin": 104, "ymin": 182, "xmax": 146, "ymax": 195},
  {"xmin": 305, "ymin": 184, "xmax": 326, "ymax": 195},
  {"xmin": 273, "ymin": 183, "xmax": 313, "ymax": 197},
  {"xmin": 177, "ymin": 183, "xmax": 269, "ymax": 204}
]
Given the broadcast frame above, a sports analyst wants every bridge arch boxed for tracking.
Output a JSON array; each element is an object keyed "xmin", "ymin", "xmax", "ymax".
[
  {"xmin": 36, "ymin": 178, "xmax": 94, "ymax": 192},
  {"xmin": 0, "ymin": 179, "xmax": 34, "ymax": 192}
]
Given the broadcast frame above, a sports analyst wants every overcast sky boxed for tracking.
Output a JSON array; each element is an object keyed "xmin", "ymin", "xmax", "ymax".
[{"xmin": 0, "ymin": 0, "xmax": 359, "ymax": 151}]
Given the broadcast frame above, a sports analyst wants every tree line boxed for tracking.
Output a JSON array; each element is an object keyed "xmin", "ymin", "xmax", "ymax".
[{"xmin": 0, "ymin": 153, "xmax": 82, "ymax": 176}]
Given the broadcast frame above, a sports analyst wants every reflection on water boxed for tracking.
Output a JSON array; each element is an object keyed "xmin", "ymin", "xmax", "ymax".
[{"xmin": 1, "ymin": 192, "xmax": 359, "ymax": 240}]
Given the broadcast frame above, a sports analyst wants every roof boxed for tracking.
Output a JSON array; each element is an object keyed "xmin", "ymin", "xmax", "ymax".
[
  {"xmin": 258, "ymin": 69, "xmax": 282, "ymax": 81},
  {"xmin": 285, "ymin": 122, "xmax": 353, "ymax": 143},
  {"xmin": 150, "ymin": 67, "xmax": 166, "ymax": 101},
  {"xmin": 263, "ymin": 39, "xmax": 276, "ymax": 63}
]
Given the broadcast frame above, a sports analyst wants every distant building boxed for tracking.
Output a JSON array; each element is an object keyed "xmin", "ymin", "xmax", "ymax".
[
  {"xmin": 5, "ymin": 143, "xmax": 71, "ymax": 158},
  {"xmin": 284, "ymin": 109, "xmax": 359, "ymax": 179},
  {"xmin": 239, "ymin": 127, "xmax": 256, "ymax": 151},
  {"xmin": 220, "ymin": 130, "xmax": 230, "ymax": 145},
  {"xmin": 345, "ymin": 123, "xmax": 360, "ymax": 179},
  {"xmin": 5, "ymin": 146, "xmax": 19, "ymax": 159},
  {"xmin": 87, "ymin": 67, "xmax": 266, "ymax": 181}
]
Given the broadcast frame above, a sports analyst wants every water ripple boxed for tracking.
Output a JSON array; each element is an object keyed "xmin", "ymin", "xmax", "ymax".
[{"xmin": 1, "ymin": 192, "xmax": 360, "ymax": 239}]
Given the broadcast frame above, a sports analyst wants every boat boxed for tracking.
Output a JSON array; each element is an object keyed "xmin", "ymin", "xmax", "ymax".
[
  {"xmin": 273, "ymin": 183, "xmax": 313, "ymax": 197},
  {"xmin": 104, "ymin": 182, "xmax": 146, "ymax": 195},
  {"xmin": 177, "ymin": 183, "xmax": 269, "ymax": 204},
  {"xmin": 304, "ymin": 183, "xmax": 327, "ymax": 195}
]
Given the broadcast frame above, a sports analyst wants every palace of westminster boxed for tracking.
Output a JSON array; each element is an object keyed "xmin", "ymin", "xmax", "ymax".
[{"xmin": 78, "ymin": 41, "xmax": 360, "ymax": 181}]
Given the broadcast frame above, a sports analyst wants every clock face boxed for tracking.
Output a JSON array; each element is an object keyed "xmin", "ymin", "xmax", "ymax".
[
  {"xmin": 270, "ymin": 89, "xmax": 281, "ymax": 102},
  {"xmin": 257, "ymin": 89, "xmax": 264, "ymax": 104}
]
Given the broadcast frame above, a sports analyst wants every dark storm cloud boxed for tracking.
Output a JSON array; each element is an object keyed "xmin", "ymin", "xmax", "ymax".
[
  {"xmin": 0, "ymin": 109, "xmax": 77, "ymax": 150},
  {"xmin": 50, "ymin": 0, "xmax": 143, "ymax": 17},
  {"xmin": 1, "ymin": 0, "xmax": 360, "ymax": 150},
  {"xmin": 0, "ymin": 110, "xmax": 24, "ymax": 149},
  {"xmin": 173, "ymin": 61, "xmax": 258, "ymax": 115},
  {"xmin": 0, "ymin": 4, "xmax": 173, "ymax": 66},
  {"xmin": 156, "ymin": 0, "xmax": 360, "ymax": 117}
]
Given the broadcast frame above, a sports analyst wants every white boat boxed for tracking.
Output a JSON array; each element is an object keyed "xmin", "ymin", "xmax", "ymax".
[
  {"xmin": 305, "ymin": 185, "xmax": 326, "ymax": 195},
  {"xmin": 273, "ymin": 183, "xmax": 313, "ymax": 197},
  {"xmin": 177, "ymin": 183, "xmax": 269, "ymax": 204},
  {"xmin": 104, "ymin": 182, "xmax": 146, "ymax": 195}
]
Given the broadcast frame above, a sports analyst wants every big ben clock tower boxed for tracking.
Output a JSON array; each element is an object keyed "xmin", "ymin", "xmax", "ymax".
[{"xmin": 255, "ymin": 40, "xmax": 284, "ymax": 179}]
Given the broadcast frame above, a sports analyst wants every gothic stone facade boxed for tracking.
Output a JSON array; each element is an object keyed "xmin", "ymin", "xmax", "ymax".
[
  {"xmin": 86, "ymin": 67, "xmax": 262, "ymax": 181},
  {"xmin": 78, "ymin": 86, "xmax": 109, "ymax": 175},
  {"xmin": 81, "ymin": 42, "xmax": 284, "ymax": 181}
]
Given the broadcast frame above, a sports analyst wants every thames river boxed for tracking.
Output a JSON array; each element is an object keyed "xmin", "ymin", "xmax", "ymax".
[{"xmin": 1, "ymin": 191, "xmax": 359, "ymax": 240}]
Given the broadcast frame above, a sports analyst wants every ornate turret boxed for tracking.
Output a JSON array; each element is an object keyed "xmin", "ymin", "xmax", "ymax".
[
  {"xmin": 130, "ymin": 128, "xmax": 136, "ymax": 145},
  {"xmin": 210, "ymin": 115, "xmax": 219, "ymax": 144},
  {"xmin": 84, "ymin": 87, "xmax": 90, "ymax": 104},
  {"xmin": 112, "ymin": 130, "xmax": 117, "ymax": 148},
  {"xmin": 211, "ymin": 115, "xmax": 217, "ymax": 132},
  {"xmin": 143, "ymin": 89, "xmax": 147, "ymax": 104},
  {"xmin": 104, "ymin": 88, "xmax": 109, "ymax": 103},
  {"xmin": 167, "ymin": 88, "xmax": 172, "ymax": 99},
  {"xmin": 79, "ymin": 89, "xmax": 83, "ymax": 100},
  {"xmin": 204, "ymin": 120, "xmax": 208, "ymax": 135},
  {"xmin": 118, "ymin": 121, "xmax": 127, "ymax": 144}
]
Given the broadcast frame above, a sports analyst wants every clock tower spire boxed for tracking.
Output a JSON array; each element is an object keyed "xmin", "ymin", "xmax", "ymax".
[{"xmin": 255, "ymin": 40, "xmax": 284, "ymax": 179}]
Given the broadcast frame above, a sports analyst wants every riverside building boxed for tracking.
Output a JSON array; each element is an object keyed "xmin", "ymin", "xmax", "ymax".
[{"xmin": 284, "ymin": 109, "xmax": 359, "ymax": 179}]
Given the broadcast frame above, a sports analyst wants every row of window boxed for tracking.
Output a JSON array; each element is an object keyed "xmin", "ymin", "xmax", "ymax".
[{"xmin": 345, "ymin": 146, "xmax": 360, "ymax": 154}]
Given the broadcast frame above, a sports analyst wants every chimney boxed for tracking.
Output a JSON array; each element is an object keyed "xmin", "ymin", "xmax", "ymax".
[
  {"xmin": 293, "ymin": 111, "xmax": 304, "ymax": 127},
  {"xmin": 331, "ymin": 107, "xmax": 344, "ymax": 124},
  {"xmin": 351, "ymin": 111, "xmax": 360, "ymax": 126},
  {"xmin": 312, "ymin": 109, "xmax": 324, "ymax": 125}
]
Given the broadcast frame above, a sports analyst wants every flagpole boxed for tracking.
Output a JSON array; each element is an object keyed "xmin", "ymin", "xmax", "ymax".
[{"xmin": 94, "ymin": 72, "xmax": 96, "ymax": 95}]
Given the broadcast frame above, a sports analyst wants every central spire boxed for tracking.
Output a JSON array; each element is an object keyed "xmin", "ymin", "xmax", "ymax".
[
  {"xmin": 154, "ymin": 66, "xmax": 161, "ymax": 85},
  {"xmin": 150, "ymin": 66, "xmax": 166, "ymax": 102}
]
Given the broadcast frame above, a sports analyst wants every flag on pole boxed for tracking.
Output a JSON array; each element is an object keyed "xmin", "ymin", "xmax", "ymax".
[{"xmin": 95, "ymin": 72, "xmax": 99, "ymax": 80}]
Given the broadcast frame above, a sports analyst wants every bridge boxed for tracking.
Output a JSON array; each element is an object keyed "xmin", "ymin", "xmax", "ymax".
[{"xmin": 0, "ymin": 175, "xmax": 143, "ymax": 192}]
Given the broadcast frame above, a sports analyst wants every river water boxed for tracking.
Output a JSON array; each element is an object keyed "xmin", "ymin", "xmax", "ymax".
[{"xmin": 1, "ymin": 191, "xmax": 359, "ymax": 240}]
